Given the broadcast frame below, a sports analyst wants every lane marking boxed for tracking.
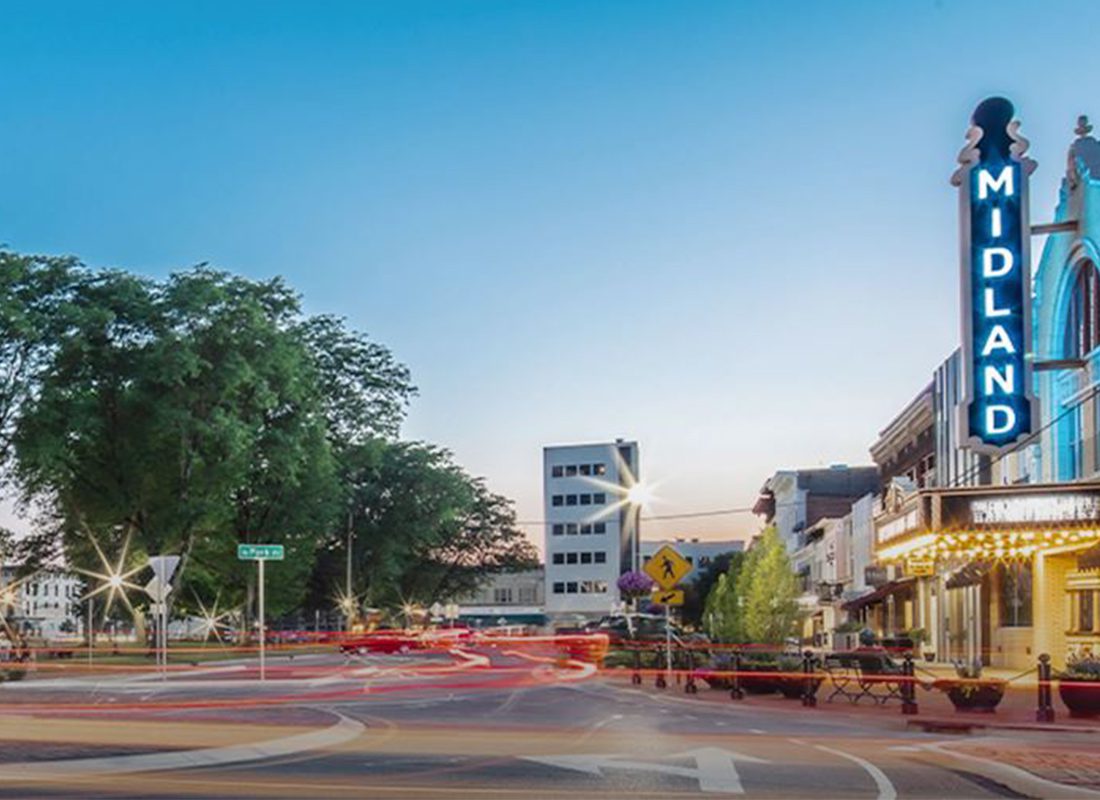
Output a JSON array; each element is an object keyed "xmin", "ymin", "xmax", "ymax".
[
  {"xmin": 814, "ymin": 744, "xmax": 897, "ymax": 800},
  {"xmin": 0, "ymin": 713, "xmax": 364, "ymax": 780}
]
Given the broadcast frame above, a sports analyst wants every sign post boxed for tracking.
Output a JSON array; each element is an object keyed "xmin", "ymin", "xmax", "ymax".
[
  {"xmin": 643, "ymin": 545, "xmax": 693, "ymax": 688},
  {"xmin": 237, "ymin": 544, "xmax": 284, "ymax": 681},
  {"xmin": 145, "ymin": 555, "xmax": 181, "ymax": 679}
]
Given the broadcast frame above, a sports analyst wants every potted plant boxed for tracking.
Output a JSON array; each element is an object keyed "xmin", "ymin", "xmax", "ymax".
[
  {"xmin": 934, "ymin": 660, "xmax": 1005, "ymax": 713},
  {"xmin": 907, "ymin": 627, "xmax": 934, "ymax": 661},
  {"xmin": 1058, "ymin": 653, "xmax": 1100, "ymax": 718},
  {"xmin": 775, "ymin": 654, "xmax": 821, "ymax": 699}
]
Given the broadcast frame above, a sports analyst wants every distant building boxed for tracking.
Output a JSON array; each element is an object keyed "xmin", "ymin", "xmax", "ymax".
[
  {"xmin": 453, "ymin": 569, "xmax": 545, "ymax": 628},
  {"xmin": 640, "ymin": 539, "xmax": 743, "ymax": 582},
  {"xmin": 544, "ymin": 439, "xmax": 640, "ymax": 620},
  {"xmin": 1, "ymin": 565, "xmax": 83, "ymax": 640},
  {"xmin": 753, "ymin": 465, "xmax": 880, "ymax": 555}
]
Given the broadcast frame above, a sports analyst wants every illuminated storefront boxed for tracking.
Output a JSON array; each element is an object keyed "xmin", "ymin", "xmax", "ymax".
[{"xmin": 875, "ymin": 483, "xmax": 1100, "ymax": 668}]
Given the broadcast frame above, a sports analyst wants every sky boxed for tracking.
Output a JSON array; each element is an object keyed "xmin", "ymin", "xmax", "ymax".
[{"xmin": 2, "ymin": 0, "xmax": 1099, "ymax": 548}]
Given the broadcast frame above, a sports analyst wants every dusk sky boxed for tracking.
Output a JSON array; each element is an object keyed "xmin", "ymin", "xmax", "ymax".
[{"xmin": 2, "ymin": 1, "xmax": 1098, "ymax": 547}]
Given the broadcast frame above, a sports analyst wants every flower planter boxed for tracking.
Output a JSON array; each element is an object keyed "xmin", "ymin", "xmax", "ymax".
[
  {"xmin": 1059, "ymin": 680, "xmax": 1100, "ymax": 718},
  {"xmin": 740, "ymin": 664, "xmax": 780, "ymax": 694},
  {"xmin": 936, "ymin": 679, "xmax": 1005, "ymax": 713},
  {"xmin": 778, "ymin": 675, "xmax": 822, "ymax": 699}
]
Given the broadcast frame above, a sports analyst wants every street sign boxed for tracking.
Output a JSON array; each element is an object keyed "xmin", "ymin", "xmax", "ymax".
[
  {"xmin": 906, "ymin": 557, "xmax": 935, "ymax": 577},
  {"xmin": 144, "ymin": 576, "xmax": 172, "ymax": 602},
  {"xmin": 237, "ymin": 544, "xmax": 285, "ymax": 561},
  {"xmin": 644, "ymin": 544, "xmax": 692, "ymax": 590},
  {"xmin": 651, "ymin": 589, "xmax": 684, "ymax": 606}
]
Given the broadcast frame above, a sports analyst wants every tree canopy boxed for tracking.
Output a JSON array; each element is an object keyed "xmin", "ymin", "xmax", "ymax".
[{"xmin": 1, "ymin": 250, "xmax": 531, "ymax": 625}]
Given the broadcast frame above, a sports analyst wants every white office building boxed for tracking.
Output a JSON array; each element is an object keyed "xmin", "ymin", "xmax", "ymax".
[
  {"xmin": 544, "ymin": 439, "xmax": 640, "ymax": 620},
  {"xmin": 1, "ymin": 565, "xmax": 83, "ymax": 640}
]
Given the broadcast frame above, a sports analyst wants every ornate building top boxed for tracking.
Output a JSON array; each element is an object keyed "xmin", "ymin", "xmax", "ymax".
[{"xmin": 1067, "ymin": 114, "xmax": 1100, "ymax": 189}]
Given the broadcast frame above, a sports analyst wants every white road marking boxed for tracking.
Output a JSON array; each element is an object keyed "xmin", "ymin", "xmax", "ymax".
[
  {"xmin": 749, "ymin": 728, "xmax": 765, "ymax": 735},
  {"xmin": 814, "ymin": 744, "xmax": 897, "ymax": 800},
  {"xmin": 524, "ymin": 746, "xmax": 768, "ymax": 794},
  {"xmin": 0, "ymin": 713, "xmax": 365, "ymax": 780}
]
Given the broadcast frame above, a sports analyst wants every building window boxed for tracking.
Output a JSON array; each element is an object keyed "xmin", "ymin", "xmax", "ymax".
[
  {"xmin": 580, "ymin": 464, "xmax": 591, "ymax": 476},
  {"xmin": 566, "ymin": 494, "xmax": 578, "ymax": 506},
  {"xmin": 580, "ymin": 524, "xmax": 592, "ymax": 535},
  {"xmin": 566, "ymin": 582, "xmax": 578, "ymax": 594},
  {"xmin": 580, "ymin": 552, "xmax": 592, "ymax": 564},
  {"xmin": 595, "ymin": 552, "xmax": 606, "ymax": 564},
  {"xmin": 553, "ymin": 582, "xmax": 565, "ymax": 594},
  {"xmin": 1064, "ymin": 261, "xmax": 1100, "ymax": 359},
  {"xmin": 552, "ymin": 553, "xmax": 564, "ymax": 565},
  {"xmin": 552, "ymin": 495, "xmax": 563, "ymax": 507},
  {"xmin": 593, "ymin": 493, "xmax": 606, "ymax": 504},
  {"xmin": 580, "ymin": 580, "xmax": 608, "ymax": 594},
  {"xmin": 565, "ymin": 465, "xmax": 577, "ymax": 476},
  {"xmin": 493, "ymin": 588, "xmax": 513, "ymax": 604},
  {"xmin": 579, "ymin": 494, "xmax": 591, "ymax": 505},
  {"xmin": 594, "ymin": 522, "xmax": 606, "ymax": 534},
  {"xmin": 1078, "ymin": 590, "xmax": 1096, "ymax": 632},
  {"xmin": 566, "ymin": 523, "xmax": 578, "ymax": 535},
  {"xmin": 551, "ymin": 466, "xmax": 563, "ymax": 478},
  {"xmin": 566, "ymin": 553, "xmax": 578, "ymax": 564},
  {"xmin": 594, "ymin": 463, "xmax": 606, "ymax": 475},
  {"xmin": 999, "ymin": 562, "xmax": 1033, "ymax": 627},
  {"xmin": 552, "ymin": 524, "xmax": 564, "ymax": 536},
  {"xmin": 519, "ymin": 587, "xmax": 536, "ymax": 603}
]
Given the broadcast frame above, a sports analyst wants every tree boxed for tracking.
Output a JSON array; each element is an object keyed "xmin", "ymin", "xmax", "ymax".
[
  {"xmin": 682, "ymin": 551, "xmax": 737, "ymax": 629},
  {"xmin": 736, "ymin": 527, "xmax": 800, "ymax": 645},
  {"xmin": 702, "ymin": 551, "xmax": 746, "ymax": 642}
]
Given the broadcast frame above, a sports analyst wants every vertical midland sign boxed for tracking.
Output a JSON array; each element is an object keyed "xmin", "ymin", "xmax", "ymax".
[{"xmin": 953, "ymin": 97, "xmax": 1038, "ymax": 452}]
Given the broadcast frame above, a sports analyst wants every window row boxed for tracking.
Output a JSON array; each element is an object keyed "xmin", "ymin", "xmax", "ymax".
[
  {"xmin": 552, "ymin": 580, "xmax": 609, "ymax": 595},
  {"xmin": 551, "ymin": 551, "xmax": 607, "ymax": 565},
  {"xmin": 550, "ymin": 463, "xmax": 606, "ymax": 478},
  {"xmin": 551, "ymin": 493, "xmax": 606, "ymax": 507},
  {"xmin": 551, "ymin": 522, "xmax": 607, "ymax": 535}
]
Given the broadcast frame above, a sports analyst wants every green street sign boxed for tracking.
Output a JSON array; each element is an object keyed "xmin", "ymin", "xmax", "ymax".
[{"xmin": 237, "ymin": 544, "xmax": 285, "ymax": 561}]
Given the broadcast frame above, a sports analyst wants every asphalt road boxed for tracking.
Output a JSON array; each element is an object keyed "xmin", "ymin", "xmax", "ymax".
[{"xmin": 0, "ymin": 649, "xmax": 1089, "ymax": 799}]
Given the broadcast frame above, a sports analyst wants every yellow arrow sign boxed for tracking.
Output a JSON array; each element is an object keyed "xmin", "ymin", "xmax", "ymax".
[
  {"xmin": 643, "ymin": 544, "xmax": 692, "ymax": 590},
  {"xmin": 650, "ymin": 589, "xmax": 684, "ymax": 606}
]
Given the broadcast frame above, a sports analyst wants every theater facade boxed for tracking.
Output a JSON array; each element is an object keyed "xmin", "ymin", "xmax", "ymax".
[{"xmin": 871, "ymin": 105, "xmax": 1100, "ymax": 670}]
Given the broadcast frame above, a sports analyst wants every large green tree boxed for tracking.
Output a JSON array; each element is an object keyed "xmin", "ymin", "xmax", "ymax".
[
  {"xmin": 737, "ymin": 527, "xmax": 801, "ymax": 645},
  {"xmin": 702, "ymin": 551, "xmax": 746, "ymax": 642}
]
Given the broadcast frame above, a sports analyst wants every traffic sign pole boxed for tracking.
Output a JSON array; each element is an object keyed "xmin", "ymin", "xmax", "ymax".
[{"xmin": 258, "ymin": 558, "xmax": 266, "ymax": 682}]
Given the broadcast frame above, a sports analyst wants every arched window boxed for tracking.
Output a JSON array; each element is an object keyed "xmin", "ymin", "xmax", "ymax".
[{"xmin": 1063, "ymin": 261, "xmax": 1100, "ymax": 358}]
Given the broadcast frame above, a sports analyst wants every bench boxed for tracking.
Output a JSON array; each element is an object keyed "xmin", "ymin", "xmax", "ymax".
[{"xmin": 823, "ymin": 652, "xmax": 905, "ymax": 705}]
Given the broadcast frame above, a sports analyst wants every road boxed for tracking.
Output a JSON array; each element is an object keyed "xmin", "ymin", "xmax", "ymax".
[{"xmin": 0, "ymin": 648, "xmax": 1093, "ymax": 799}]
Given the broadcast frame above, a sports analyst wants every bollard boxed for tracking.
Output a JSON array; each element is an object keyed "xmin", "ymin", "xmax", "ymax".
[
  {"xmin": 685, "ymin": 647, "xmax": 698, "ymax": 694},
  {"xmin": 655, "ymin": 647, "xmax": 667, "ymax": 689},
  {"xmin": 631, "ymin": 648, "xmax": 642, "ymax": 686},
  {"xmin": 901, "ymin": 653, "xmax": 919, "ymax": 715},
  {"xmin": 801, "ymin": 649, "xmax": 817, "ymax": 707},
  {"xmin": 729, "ymin": 648, "xmax": 744, "ymax": 701},
  {"xmin": 1036, "ymin": 653, "xmax": 1056, "ymax": 723}
]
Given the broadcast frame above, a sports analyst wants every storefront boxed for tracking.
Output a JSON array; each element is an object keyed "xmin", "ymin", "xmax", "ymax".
[{"xmin": 874, "ymin": 482, "xmax": 1100, "ymax": 669}]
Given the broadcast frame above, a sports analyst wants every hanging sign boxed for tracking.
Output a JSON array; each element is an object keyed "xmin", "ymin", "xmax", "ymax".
[{"xmin": 952, "ymin": 96, "xmax": 1038, "ymax": 452}]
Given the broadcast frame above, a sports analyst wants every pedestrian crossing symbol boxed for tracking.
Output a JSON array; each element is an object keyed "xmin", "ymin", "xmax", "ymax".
[{"xmin": 644, "ymin": 544, "xmax": 692, "ymax": 590}]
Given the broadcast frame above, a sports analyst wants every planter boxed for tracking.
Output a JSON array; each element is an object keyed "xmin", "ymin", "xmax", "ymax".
[
  {"xmin": 740, "ymin": 664, "xmax": 780, "ymax": 695},
  {"xmin": 778, "ymin": 675, "xmax": 822, "ymax": 699},
  {"xmin": 1059, "ymin": 679, "xmax": 1100, "ymax": 719},
  {"xmin": 936, "ymin": 679, "xmax": 1005, "ymax": 713},
  {"xmin": 698, "ymin": 670, "xmax": 732, "ymax": 690}
]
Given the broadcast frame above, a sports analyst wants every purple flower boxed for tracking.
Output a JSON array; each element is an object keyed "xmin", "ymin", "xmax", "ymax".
[{"xmin": 617, "ymin": 570, "xmax": 655, "ymax": 598}]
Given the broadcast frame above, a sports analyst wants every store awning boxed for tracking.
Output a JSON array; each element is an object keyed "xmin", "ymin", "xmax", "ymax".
[
  {"xmin": 945, "ymin": 561, "xmax": 992, "ymax": 589},
  {"xmin": 841, "ymin": 577, "xmax": 915, "ymax": 611}
]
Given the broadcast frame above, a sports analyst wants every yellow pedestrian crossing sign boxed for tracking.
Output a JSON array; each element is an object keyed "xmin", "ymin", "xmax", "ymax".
[
  {"xmin": 650, "ymin": 589, "xmax": 684, "ymax": 606},
  {"xmin": 644, "ymin": 544, "xmax": 692, "ymax": 590}
]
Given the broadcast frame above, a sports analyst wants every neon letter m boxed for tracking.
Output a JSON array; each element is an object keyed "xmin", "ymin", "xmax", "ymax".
[{"xmin": 978, "ymin": 166, "xmax": 1014, "ymax": 199}]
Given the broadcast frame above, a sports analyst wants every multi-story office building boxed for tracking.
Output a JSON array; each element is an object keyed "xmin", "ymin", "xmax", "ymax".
[{"xmin": 543, "ymin": 439, "xmax": 640, "ymax": 620}]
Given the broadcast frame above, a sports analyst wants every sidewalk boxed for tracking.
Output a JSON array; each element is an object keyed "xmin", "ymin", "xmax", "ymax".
[{"xmin": 604, "ymin": 666, "xmax": 1100, "ymax": 733}]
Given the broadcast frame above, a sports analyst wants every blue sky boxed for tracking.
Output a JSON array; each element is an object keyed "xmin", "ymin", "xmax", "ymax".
[{"xmin": 2, "ymin": 1, "xmax": 1098, "ymax": 544}]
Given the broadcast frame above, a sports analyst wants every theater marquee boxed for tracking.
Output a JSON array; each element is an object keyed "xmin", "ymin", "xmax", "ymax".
[{"xmin": 952, "ymin": 97, "xmax": 1038, "ymax": 452}]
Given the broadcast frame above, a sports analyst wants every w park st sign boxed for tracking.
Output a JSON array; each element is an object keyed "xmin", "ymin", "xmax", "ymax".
[{"xmin": 953, "ymin": 96, "xmax": 1038, "ymax": 453}]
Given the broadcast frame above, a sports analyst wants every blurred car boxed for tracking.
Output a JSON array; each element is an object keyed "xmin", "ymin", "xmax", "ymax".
[
  {"xmin": 588, "ymin": 613, "xmax": 684, "ymax": 645},
  {"xmin": 338, "ymin": 626, "xmax": 473, "ymax": 655}
]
